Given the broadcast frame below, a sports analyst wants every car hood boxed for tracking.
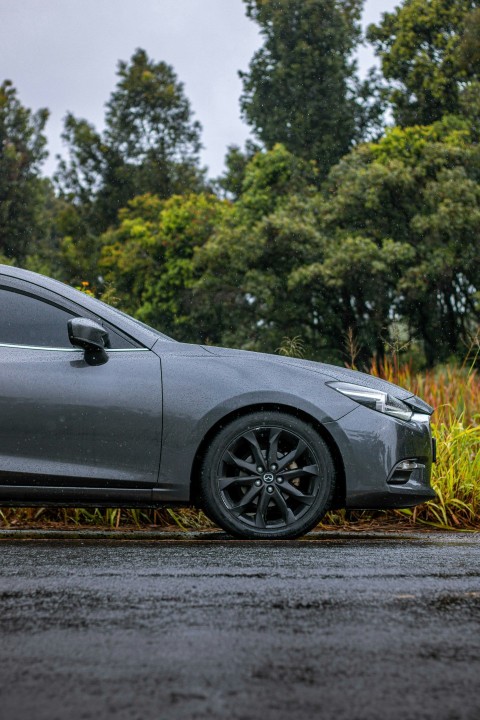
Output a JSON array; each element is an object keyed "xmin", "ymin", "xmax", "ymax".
[{"xmin": 202, "ymin": 345, "xmax": 434, "ymax": 415}]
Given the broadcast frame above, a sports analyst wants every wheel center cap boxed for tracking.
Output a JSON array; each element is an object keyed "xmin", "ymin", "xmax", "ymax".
[{"xmin": 263, "ymin": 473, "xmax": 275, "ymax": 483}]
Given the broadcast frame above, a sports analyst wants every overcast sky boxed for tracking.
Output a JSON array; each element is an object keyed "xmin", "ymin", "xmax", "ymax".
[{"xmin": 0, "ymin": 0, "xmax": 398, "ymax": 179}]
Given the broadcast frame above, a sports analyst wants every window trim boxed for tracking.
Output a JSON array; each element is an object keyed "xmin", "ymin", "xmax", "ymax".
[
  {"xmin": 0, "ymin": 282, "xmax": 141, "ymax": 350},
  {"xmin": 0, "ymin": 268, "xmax": 160, "ymax": 348},
  {"xmin": 0, "ymin": 342, "xmax": 149, "ymax": 353}
]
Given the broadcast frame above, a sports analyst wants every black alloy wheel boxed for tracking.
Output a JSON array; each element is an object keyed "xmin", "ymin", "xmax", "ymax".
[{"xmin": 200, "ymin": 411, "xmax": 335, "ymax": 539}]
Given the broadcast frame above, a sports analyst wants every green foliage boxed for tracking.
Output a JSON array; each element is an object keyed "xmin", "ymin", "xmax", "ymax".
[
  {"xmin": 240, "ymin": 0, "xmax": 378, "ymax": 177},
  {"xmin": 55, "ymin": 49, "xmax": 205, "ymax": 241},
  {"xmin": 0, "ymin": 80, "xmax": 49, "ymax": 262},
  {"xmin": 104, "ymin": 48, "xmax": 204, "ymax": 198},
  {"xmin": 368, "ymin": 0, "xmax": 480, "ymax": 126},
  {"xmin": 194, "ymin": 145, "xmax": 329, "ymax": 353},
  {"xmin": 239, "ymin": 142, "xmax": 318, "ymax": 218},
  {"xmin": 291, "ymin": 235, "xmax": 416, "ymax": 362},
  {"xmin": 276, "ymin": 335, "xmax": 305, "ymax": 358},
  {"xmin": 322, "ymin": 117, "xmax": 480, "ymax": 364},
  {"xmin": 99, "ymin": 192, "xmax": 231, "ymax": 342},
  {"xmin": 193, "ymin": 123, "xmax": 479, "ymax": 365},
  {"xmin": 217, "ymin": 141, "xmax": 260, "ymax": 200}
]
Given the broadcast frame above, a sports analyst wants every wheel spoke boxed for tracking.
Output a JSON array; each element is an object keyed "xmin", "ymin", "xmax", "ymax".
[
  {"xmin": 281, "ymin": 464, "xmax": 319, "ymax": 481},
  {"xmin": 267, "ymin": 428, "xmax": 281, "ymax": 466},
  {"xmin": 215, "ymin": 418, "xmax": 329, "ymax": 535},
  {"xmin": 218, "ymin": 475, "xmax": 257, "ymax": 491},
  {"xmin": 255, "ymin": 489, "xmax": 271, "ymax": 528},
  {"xmin": 272, "ymin": 488, "xmax": 296, "ymax": 524},
  {"xmin": 277, "ymin": 439, "xmax": 307, "ymax": 470},
  {"xmin": 280, "ymin": 481, "xmax": 315, "ymax": 505},
  {"xmin": 224, "ymin": 451, "xmax": 256, "ymax": 474},
  {"xmin": 243, "ymin": 431, "xmax": 265, "ymax": 469},
  {"xmin": 230, "ymin": 484, "xmax": 261, "ymax": 515}
]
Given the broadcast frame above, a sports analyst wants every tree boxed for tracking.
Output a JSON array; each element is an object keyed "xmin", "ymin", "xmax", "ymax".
[
  {"xmin": 99, "ymin": 192, "xmax": 231, "ymax": 342},
  {"xmin": 0, "ymin": 80, "xmax": 49, "ymax": 262},
  {"xmin": 368, "ymin": 0, "xmax": 480, "ymax": 126},
  {"xmin": 197, "ymin": 141, "xmax": 424, "ymax": 363},
  {"xmin": 105, "ymin": 49, "xmax": 203, "ymax": 196},
  {"xmin": 290, "ymin": 234, "xmax": 415, "ymax": 363},
  {"xmin": 319, "ymin": 116, "xmax": 480, "ymax": 364},
  {"xmin": 194, "ymin": 145, "xmax": 329, "ymax": 353},
  {"xmin": 239, "ymin": 0, "xmax": 378, "ymax": 177},
  {"xmin": 216, "ymin": 141, "xmax": 259, "ymax": 200},
  {"xmin": 95, "ymin": 129, "xmax": 479, "ymax": 366},
  {"xmin": 55, "ymin": 49, "xmax": 205, "ymax": 236}
]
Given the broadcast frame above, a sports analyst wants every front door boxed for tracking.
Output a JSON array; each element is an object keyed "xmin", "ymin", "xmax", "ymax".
[{"xmin": 0, "ymin": 286, "xmax": 162, "ymax": 502}]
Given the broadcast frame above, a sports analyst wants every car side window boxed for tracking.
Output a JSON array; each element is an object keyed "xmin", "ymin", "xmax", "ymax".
[
  {"xmin": 0, "ymin": 289, "xmax": 76, "ymax": 348},
  {"xmin": 0, "ymin": 286, "xmax": 139, "ymax": 349}
]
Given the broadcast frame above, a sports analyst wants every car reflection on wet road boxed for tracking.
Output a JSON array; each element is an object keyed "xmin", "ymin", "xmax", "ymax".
[{"xmin": 0, "ymin": 533, "xmax": 479, "ymax": 720}]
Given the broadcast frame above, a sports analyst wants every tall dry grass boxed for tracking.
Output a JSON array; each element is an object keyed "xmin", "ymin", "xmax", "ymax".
[
  {"xmin": 370, "ymin": 358, "xmax": 480, "ymax": 426},
  {"xmin": 370, "ymin": 359, "xmax": 480, "ymax": 529}
]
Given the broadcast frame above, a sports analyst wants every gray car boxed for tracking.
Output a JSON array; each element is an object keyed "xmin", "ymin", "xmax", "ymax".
[{"xmin": 0, "ymin": 265, "xmax": 436, "ymax": 539}]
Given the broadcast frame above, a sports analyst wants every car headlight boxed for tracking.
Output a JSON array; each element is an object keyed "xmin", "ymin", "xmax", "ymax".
[{"xmin": 327, "ymin": 381, "xmax": 413, "ymax": 422}]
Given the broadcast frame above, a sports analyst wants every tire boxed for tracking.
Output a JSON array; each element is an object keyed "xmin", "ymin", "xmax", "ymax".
[{"xmin": 200, "ymin": 411, "xmax": 336, "ymax": 540}]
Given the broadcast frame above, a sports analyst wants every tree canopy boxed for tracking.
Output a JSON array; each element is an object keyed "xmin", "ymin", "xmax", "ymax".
[
  {"xmin": 0, "ymin": 80, "xmax": 49, "ymax": 262},
  {"xmin": 239, "ymin": 0, "xmax": 377, "ymax": 177},
  {"xmin": 55, "ymin": 49, "xmax": 205, "ymax": 235},
  {"xmin": 318, "ymin": 117, "xmax": 480, "ymax": 364},
  {"xmin": 368, "ymin": 0, "xmax": 480, "ymax": 126},
  {"xmin": 99, "ymin": 192, "xmax": 231, "ymax": 342}
]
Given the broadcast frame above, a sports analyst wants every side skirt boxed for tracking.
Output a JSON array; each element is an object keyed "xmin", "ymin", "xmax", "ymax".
[{"xmin": 0, "ymin": 485, "xmax": 183, "ymax": 507}]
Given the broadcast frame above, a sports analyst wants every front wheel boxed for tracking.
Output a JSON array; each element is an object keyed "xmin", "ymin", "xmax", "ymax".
[{"xmin": 200, "ymin": 411, "xmax": 336, "ymax": 539}]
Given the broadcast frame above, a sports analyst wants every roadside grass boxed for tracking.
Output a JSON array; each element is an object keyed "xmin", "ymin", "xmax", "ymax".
[
  {"xmin": 377, "ymin": 359, "xmax": 479, "ymax": 529},
  {"xmin": 0, "ymin": 505, "xmax": 215, "ymax": 531},
  {"xmin": 1, "ymin": 361, "xmax": 478, "ymax": 532}
]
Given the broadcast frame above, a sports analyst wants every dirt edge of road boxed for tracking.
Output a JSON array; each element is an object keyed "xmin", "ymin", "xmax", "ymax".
[{"xmin": 1, "ymin": 527, "xmax": 478, "ymax": 542}]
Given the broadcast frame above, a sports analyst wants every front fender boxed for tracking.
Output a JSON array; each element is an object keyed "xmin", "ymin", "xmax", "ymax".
[{"xmin": 156, "ymin": 353, "xmax": 356, "ymax": 501}]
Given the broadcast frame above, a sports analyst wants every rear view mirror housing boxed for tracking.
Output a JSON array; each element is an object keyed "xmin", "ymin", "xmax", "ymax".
[{"xmin": 68, "ymin": 317, "xmax": 109, "ymax": 365}]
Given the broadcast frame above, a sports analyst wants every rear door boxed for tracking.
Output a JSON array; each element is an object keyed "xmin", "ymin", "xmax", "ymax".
[{"xmin": 0, "ymin": 282, "xmax": 162, "ymax": 502}]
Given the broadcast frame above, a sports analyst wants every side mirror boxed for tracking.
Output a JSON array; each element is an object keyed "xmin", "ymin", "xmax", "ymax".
[{"xmin": 68, "ymin": 317, "xmax": 109, "ymax": 366}]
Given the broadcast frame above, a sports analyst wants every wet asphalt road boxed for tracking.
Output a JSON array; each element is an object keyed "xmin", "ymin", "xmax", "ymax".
[{"xmin": 0, "ymin": 533, "xmax": 479, "ymax": 720}]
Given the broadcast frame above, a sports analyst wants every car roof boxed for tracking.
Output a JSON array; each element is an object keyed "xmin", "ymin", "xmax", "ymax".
[{"xmin": 0, "ymin": 264, "xmax": 163, "ymax": 348}]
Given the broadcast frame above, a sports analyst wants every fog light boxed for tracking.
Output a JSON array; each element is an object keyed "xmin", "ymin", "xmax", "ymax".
[
  {"xmin": 388, "ymin": 459, "xmax": 425, "ymax": 485},
  {"xmin": 397, "ymin": 460, "xmax": 420, "ymax": 471}
]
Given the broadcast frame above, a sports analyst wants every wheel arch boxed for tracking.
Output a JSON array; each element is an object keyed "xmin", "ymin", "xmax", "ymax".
[{"xmin": 189, "ymin": 402, "xmax": 346, "ymax": 509}]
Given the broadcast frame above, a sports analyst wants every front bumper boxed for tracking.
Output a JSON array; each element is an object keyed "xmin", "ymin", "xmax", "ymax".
[{"xmin": 327, "ymin": 406, "xmax": 436, "ymax": 509}]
